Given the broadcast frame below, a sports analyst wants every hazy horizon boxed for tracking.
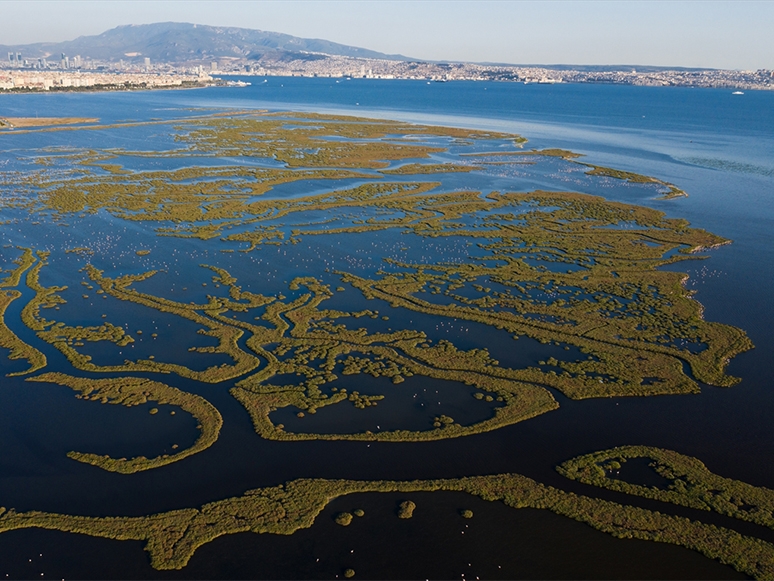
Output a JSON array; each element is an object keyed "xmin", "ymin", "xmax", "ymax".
[{"xmin": 0, "ymin": 1, "xmax": 771, "ymax": 70}]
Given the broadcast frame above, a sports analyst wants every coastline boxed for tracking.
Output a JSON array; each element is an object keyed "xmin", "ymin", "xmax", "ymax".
[{"xmin": 0, "ymin": 80, "xmax": 213, "ymax": 96}]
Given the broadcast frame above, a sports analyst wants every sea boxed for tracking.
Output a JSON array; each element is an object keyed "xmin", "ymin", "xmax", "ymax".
[{"xmin": 0, "ymin": 77, "xmax": 772, "ymax": 579}]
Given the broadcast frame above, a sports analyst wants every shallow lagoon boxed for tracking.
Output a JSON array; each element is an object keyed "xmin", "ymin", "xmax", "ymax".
[{"xmin": 0, "ymin": 80, "xmax": 772, "ymax": 579}]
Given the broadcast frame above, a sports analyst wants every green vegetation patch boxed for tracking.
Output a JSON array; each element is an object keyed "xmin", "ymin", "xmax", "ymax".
[
  {"xmin": 0, "ymin": 247, "xmax": 46, "ymax": 376},
  {"xmin": 2, "ymin": 454, "xmax": 774, "ymax": 578},
  {"xmin": 558, "ymin": 445, "xmax": 774, "ymax": 530},
  {"xmin": 380, "ymin": 163, "xmax": 478, "ymax": 175},
  {"xmin": 397, "ymin": 500, "xmax": 416, "ymax": 519},
  {"xmin": 27, "ymin": 373, "xmax": 223, "ymax": 473},
  {"xmin": 465, "ymin": 148, "xmax": 686, "ymax": 198}
]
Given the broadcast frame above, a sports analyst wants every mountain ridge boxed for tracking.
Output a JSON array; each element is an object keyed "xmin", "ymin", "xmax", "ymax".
[
  {"xmin": 0, "ymin": 22, "xmax": 725, "ymax": 73},
  {"xmin": 0, "ymin": 22, "xmax": 415, "ymax": 64}
]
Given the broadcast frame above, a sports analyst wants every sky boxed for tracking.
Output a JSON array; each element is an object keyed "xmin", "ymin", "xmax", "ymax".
[{"xmin": 0, "ymin": 0, "xmax": 771, "ymax": 70}]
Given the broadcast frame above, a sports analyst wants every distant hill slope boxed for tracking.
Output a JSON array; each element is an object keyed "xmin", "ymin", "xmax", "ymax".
[{"xmin": 0, "ymin": 22, "xmax": 413, "ymax": 63}]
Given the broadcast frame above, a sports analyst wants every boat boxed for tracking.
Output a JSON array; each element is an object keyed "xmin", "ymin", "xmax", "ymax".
[{"xmin": 732, "ymin": 91, "xmax": 744, "ymax": 95}]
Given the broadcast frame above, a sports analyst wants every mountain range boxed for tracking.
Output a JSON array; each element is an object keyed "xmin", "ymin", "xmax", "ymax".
[
  {"xmin": 1, "ymin": 23, "xmax": 722, "ymax": 74},
  {"xmin": 0, "ymin": 22, "xmax": 413, "ymax": 64}
]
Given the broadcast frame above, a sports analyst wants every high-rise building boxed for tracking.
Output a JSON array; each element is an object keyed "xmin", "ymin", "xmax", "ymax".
[
  {"xmin": 8, "ymin": 52, "xmax": 13, "ymax": 65},
  {"xmin": 61, "ymin": 53, "xmax": 68, "ymax": 69},
  {"xmin": 16, "ymin": 53, "xmax": 22, "ymax": 66},
  {"xmin": 144, "ymin": 57, "xmax": 151, "ymax": 69}
]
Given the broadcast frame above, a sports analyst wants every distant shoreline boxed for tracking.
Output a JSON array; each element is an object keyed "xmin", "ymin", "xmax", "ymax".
[
  {"xmin": 1, "ymin": 74, "xmax": 771, "ymax": 95},
  {"xmin": 0, "ymin": 80, "xmax": 213, "ymax": 95}
]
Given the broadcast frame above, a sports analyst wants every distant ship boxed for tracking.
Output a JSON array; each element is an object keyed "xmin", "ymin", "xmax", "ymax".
[{"xmin": 732, "ymin": 91, "xmax": 744, "ymax": 95}]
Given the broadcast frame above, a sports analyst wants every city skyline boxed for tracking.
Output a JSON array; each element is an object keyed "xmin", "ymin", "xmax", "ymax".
[{"xmin": 0, "ymin": 0, "xmax": 772, "ymax": 70}]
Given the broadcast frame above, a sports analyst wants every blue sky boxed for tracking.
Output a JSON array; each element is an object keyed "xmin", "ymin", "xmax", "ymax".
[{"xmin": 0, "ymin": 1, "xmax": 771, "ymax": 69}]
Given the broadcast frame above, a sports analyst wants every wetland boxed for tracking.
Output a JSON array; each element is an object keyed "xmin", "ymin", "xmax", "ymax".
[{"xmin": 0, "ymin": 80, "xmax": 772, "ymax": 579}]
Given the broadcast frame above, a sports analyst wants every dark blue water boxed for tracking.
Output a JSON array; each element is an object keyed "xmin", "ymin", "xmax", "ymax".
[{"xmin": 0, "ymin": 80, "xmax": 772, "ymax": 579}]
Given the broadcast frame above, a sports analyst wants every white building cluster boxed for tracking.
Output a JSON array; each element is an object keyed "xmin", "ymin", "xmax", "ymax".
[
  {"xmin": 2, "ymin": 52, "xmax": 772, "ymax": 93},
  {"xmin": 0, "ymin": 69, "xmax": 212, "ymax": 91},
  {"xmin": 238, "ymin": 55, "xmax": 774, "ymax": 91}
]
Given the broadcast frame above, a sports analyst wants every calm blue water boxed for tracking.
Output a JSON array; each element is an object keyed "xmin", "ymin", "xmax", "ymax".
[{"xmin": 1, "ymin": 79, "xmax": 773, "ymax": 579}]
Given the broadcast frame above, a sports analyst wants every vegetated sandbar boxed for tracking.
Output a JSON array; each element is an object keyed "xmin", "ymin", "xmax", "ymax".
[
  {"xmin": 0, "ymin": 117, "xmax": 99, "ymax": 129},
  {"xmin": 558, "ymin": 445, "xmax": 774, "ymax": 530},
  {"xmin": 463, "ymin": 148, "xmax": 687, "ymax": 199},
  {"xmin": 0, "ymin": 290, "xmax": 46, "ymax": 376},
  {"xmin": 0, "ymin": 247, "xmax": 46, "ymax": 376},
  {"xmin": 1, "ymin": 449, "xmax": 774, "ymax": 579},
  {"xmin": 28, "ymin": 373, "xmax": 223, "ymax": 474}
]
